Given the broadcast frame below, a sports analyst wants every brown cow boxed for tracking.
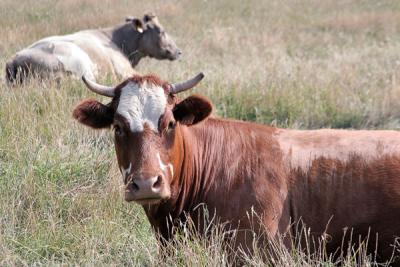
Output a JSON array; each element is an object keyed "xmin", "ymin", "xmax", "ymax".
[{"xmin": 73, "ymin": 74, "xmax": 400, "ymax": 264}]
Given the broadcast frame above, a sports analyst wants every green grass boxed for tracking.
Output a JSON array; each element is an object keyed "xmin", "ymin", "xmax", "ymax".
[{"xmin": 1, "ymin": 0, "xmax": 400, "ymax": 265}]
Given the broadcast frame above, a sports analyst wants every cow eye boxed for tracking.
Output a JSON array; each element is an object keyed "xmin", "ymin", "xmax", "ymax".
[
  {"xmin": 114, "ymin": 125, "xmax": 122, "ymax": 136},
  {"xmin": 167, "ymin": 121, "xmax": 175, "ymax": 130}
]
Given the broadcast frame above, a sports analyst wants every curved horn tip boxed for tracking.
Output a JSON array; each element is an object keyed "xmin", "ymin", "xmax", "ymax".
[
  {"xmin": 81, "ymin": 75, "xmax": 115, "ymax": 97},
  {"xmin": 170, "ymin": 72, "xmax": 205, "ymax": 94}
]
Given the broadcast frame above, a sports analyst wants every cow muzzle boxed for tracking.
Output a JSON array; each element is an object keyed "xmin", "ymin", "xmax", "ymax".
[
  {"xmin": 125, "ymin": 174, "xmax": 170, "ymax": 204},
  {"xmin": 167, "ymin": 48, "xmax": 182, "ymax": 60}
]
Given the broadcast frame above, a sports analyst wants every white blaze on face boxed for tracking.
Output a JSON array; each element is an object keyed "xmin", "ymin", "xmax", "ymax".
[
  {"xmin": 119, "ymin": 163, "xmax": 132, "ymax": 180},
  {"xmin": 117, "ymin": 81, "xmax": 167, "ymax": 132},
  {"xmin": 156, "ymin": 152, "xmax": 174, "ymax": 177}
]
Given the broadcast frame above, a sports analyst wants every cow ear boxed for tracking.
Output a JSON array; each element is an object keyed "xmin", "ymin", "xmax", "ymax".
[
  {"xmin": 131, "ymin": 18, "xmax": 144, "ymax": 33},
  {"xmin": 73, "ymin": 99, "xmax": 114, "ymax": 129},
  {"xmin": 143, "ymin": 13, "xmax": 157, "ymax": 23},
  {"xmin": 173, "ymin": 95, "xmax": 212, "ymax": 126}
]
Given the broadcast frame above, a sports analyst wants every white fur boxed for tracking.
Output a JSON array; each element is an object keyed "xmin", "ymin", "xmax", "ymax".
[
  {"xmin": 119, "ymin": 163, "xmax": 132, "ymax": 180},
  {"xmin": 27, "ymin": 32, "xmax": 103, "ymax": 80},
  {"xmin": 52, "ymin": 41, "xmax": 97, "ymax": 80},
  {"xmin": 18, "ymin": 30, "xmax": 133, "ymax": 80},
  {"xmin": 117, "ymin": 81, "xmax": 167, "ymax": 132},
  {"xmin": 156, "ymin": 152, "xmax": 174, "ymax": 177}
]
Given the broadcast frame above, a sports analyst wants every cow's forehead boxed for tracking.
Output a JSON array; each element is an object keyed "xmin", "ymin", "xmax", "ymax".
[{"xmin": 116, "ymin": 81, "xmax": 167, "ymax": 132}]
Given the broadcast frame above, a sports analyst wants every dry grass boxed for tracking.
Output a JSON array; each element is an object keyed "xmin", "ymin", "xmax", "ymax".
[{"xmin": 1, "ymin": 0, "xmax": 400, "ymax": 265}]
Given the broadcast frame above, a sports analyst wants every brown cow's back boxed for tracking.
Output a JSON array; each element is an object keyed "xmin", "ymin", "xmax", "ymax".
[{"xmin": 277, "ymin": 129, "xmax": 400, "ymax": 259}]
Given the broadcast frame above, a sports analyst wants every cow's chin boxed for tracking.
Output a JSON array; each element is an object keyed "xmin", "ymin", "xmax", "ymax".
[
  {"xmin": 134, "ymin": 198, "xmax": 164, "ymax": 205},
  {"xmin": 150, "ymin": 52, "xmax": 179, "ymax": 61},
  {"xmin": 124, "ymin": 192, "xmax": 170, "ymax": 205}
]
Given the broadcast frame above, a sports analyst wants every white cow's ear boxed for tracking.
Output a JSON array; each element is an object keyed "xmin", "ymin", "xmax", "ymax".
[
  {"xmin": 143, "ymin": 13, "xmax": 157, "ymax": 23},
  {"xmin": 173, "ymin": 95, "xmax": 213, "ymax": 126},
  {"xmin": 131, "ymin": 19, "xmax": 144, "ymax": 33}
]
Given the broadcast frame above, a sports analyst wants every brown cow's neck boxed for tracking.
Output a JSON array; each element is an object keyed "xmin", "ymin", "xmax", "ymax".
[
  {"xmin": 176, "ymin": 121, "xmax": 215, "ymax": 214},
  {"xmin": 144, "ymin": 117, "xmax": 287, "ymax": 240},
  {"xmin": 144, "ymin": 119, "xmax": 219, "ymax": 238}
]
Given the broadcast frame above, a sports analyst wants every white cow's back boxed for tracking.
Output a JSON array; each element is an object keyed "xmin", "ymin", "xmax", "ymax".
[{"xmin": 18, "ymin": 30, "xmax": 133, "ymax": 81}]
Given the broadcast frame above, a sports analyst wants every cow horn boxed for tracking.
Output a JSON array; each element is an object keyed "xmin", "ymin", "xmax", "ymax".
[
  {"xmin": 82, "ymin": 76, "xmax": 115, "ymax": 97},
  {"xmin": 170, "ymin": 73, "xmax": 204, "ymax": 94}
]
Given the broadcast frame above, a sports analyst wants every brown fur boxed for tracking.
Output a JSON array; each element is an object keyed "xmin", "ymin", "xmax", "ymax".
[
  {"xmin": 73, "ymin": 75, "xmax": 400, "ymax": 264},
  {"xmin": 127, "ymin": 74, "xmax": 167, "ymax": 87},
  {"xmin": 72, "ymin": 99, "xmax": 115, "ymax": 128}
]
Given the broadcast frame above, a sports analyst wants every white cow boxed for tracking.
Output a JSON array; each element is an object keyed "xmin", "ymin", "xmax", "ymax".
[{"xmin": 6, "ymin": 13, "xmax": 181, "ymax": 84}]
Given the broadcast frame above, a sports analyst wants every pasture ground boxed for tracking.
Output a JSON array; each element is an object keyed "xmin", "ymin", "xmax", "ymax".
[{"xmin": 1, "ymin": 0, "xmax": 400, "ymax": 265}]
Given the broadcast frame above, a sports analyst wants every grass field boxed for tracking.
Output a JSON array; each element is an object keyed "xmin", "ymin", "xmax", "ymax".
[{"xmin": 1, "ymin": 0, "xmax": 400, "ymax": 265}]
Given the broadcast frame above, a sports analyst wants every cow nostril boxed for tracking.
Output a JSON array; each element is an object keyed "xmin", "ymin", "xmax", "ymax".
[
  {"xmin": 132, "ymin": 181, "xmax": 139, "ymax": 192},
  {"xmin": 153, "ymin": 175, "xmax": 162, "ymax": 189}
]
